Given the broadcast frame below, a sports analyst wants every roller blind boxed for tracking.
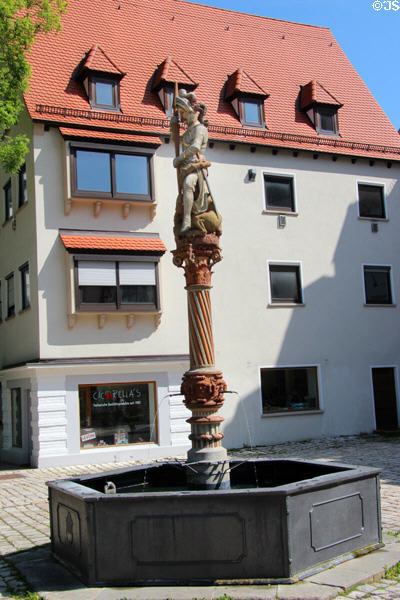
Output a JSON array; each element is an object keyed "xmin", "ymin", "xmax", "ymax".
[
  {"xmin": 78, "ymin": 261, "xmax": 116, "ymax": 286},
  {"xmin": 119, "ymin": 262, "xmax": 156, "ymax": 285}
]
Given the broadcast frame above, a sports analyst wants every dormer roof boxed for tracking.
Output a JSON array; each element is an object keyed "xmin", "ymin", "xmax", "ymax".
[
  {"xmin": 79, "ymin": 44, "xmax": 125, "ymax": 78},
  {"xmin": 152, "ymin": 56, "xmax": 198, "ymax": 92},
  {"xmin": 300, "ymin": 80, "xmax": 342, "ymax": 110},
  {"xmin": 225, "ymin": 68, "xmax": 269, "ymax": 101}
]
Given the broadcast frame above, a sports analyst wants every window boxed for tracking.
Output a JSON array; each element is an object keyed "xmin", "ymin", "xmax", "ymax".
[
  {"xmin": 240, "ymin": 98, "xmax": 264, "ymax": 127},
  {"xmin": 75, "ymin": 257, "xmax": 159, "ymax": 311},
  {"xmin": 315, "ymin": 106, "xmax": 338, "ymax": 135},
  {"xmin": 79, "ymin": 382, "xmax": 157, "ymax": 448},
  {"xmin": 6, "ymin": 273, "xmax": 15, "ymax": 318},
  {"xmin": 269, "ymin": 264, "xmax": 302, "ymax": 304},
  {"xmin": 261, "ymin": 366, "xmax": 319, "ymax": 414},
  {"xmin": 19, "ymin": 262, "xmax": 30, "ymax": 310},
  {"xmin": 264, "ymin": 175, "xmax": 295, "ymax": 212},
  {"xmin": 358, "ymin": 184, "xmax": 385, "ymax": 219},
  {"xmin": 71, "ymin": 147, "xmax": 152, "ymax": 201},
  {"xmin": 18, "ymin": 163, "xmax": 27, "ymax": 207},
  {"xmin": 364, "ymin": 266, "xmax": 393, "ymax": 305},
  {"xmin": 4, "ymin": 179, "xmax": 12, "ymax": 221},
  {"xmin": 89, "ymin": 76, "xmax": 120, "ymax": 111},
  {"xmin": 11, "ymin": 388, "xmax": 22, "ymax": 447}
]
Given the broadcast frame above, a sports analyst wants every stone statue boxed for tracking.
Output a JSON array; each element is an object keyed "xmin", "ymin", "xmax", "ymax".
[{"xmin": 171, "ymin": 89, "xmax": 222, "ymax": 238}]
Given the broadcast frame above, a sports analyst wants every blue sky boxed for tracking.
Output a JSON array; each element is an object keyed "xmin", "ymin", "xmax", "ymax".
[{"xmin": 187, "ymin": 0, "xmax": 400, "ymax": 131}]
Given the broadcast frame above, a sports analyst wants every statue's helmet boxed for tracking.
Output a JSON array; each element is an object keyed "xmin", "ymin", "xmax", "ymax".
[{"xmin": 175, "ymin": 89, "xmax": 197, "ymax": 114}]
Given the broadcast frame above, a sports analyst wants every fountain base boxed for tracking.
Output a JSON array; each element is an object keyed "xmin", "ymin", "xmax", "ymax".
[{"xmin": 47, "ymin": 458, "xmax": 382, "ymax": 586}]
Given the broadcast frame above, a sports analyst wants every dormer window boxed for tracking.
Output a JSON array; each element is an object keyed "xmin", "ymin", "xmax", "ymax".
[
  {"xmin": 225, "ymin": 69, "xmax": 268, "ymax": 129},
  {"xmin": 241, "ymin": 98, "xmax": 264, "ymax": 127},
  {"xmin": 90, "ymin": 76, "xmax": 120, "ymax": 111},
  {"xmin": 152, "ymin": 57, "xmax": 197, "ymax": 117},
  {"xmin": 300, "ymin": 80, "xmax": 342, "ymax": 136},
  {"xmin": 77, "ymin": 45, "xmax": 125, "ymax": 112}
]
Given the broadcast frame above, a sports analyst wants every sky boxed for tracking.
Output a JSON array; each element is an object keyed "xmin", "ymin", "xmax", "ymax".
[{"xmin": 186, "ymin": 0, "xmax": 400, "ymax": 131}]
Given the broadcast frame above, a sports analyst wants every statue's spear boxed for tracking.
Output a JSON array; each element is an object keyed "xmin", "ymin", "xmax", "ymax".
[{"xmin": 172, "ymin": 82, "xmax": 181, "ymax": 194}]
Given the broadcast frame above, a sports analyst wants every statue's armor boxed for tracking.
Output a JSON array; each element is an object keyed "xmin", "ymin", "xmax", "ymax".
[{"xmin": 179, "ymin": 122, "xmax": 209, "ymax": 215}]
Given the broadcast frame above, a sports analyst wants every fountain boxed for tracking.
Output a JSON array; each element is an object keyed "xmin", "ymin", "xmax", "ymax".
[{"xmin": 47, "ymin": 88, "xmax": 382, "ymax": 586}]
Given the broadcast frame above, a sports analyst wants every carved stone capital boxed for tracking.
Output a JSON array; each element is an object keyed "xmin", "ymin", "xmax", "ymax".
[{"xmin": 172, "ymin": 233, "xmax": 222, "ymax": 287}]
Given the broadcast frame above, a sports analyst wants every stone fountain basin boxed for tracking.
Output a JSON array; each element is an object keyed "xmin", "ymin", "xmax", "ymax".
[{"xmin": 47, "ymin": 459, "xmax": 382, "ymax": 586}]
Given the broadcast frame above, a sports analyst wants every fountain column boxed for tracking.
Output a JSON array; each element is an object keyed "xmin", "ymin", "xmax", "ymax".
[{"xmin": 172, "ymin": 233, "xmax": 230, "ymax": 489}]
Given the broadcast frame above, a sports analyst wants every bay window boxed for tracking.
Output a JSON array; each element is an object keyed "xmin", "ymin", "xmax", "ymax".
[{"xmin": 70, "ymin": 145, "xmax": 153, "ymax": 202}]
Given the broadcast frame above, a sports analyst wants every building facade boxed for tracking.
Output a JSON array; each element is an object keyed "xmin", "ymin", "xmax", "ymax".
[{"xmin": 0, "ymin": 0, "xmax": 399, "ymax": 466}]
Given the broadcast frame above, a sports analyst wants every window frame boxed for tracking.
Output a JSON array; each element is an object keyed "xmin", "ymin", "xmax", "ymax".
[
  {"xmin": 3, "ymin": 179, "xmax": 12, "ymax": 222},
  {"xmin": 363, "ymin": 264, "xmax": 394, "ymax": 306},
  {"xmin": 357, "ymin": 182, "xmax": 386, "ymax": 220},
  {"xmin": 89, "ymin": 75, "xmax": 121, "ymax": 112},
  {"xmin": 18, "ymin": 163, "xmax": 27, "ymax": 207},
  {"xmin": 70, "ymin": 143, "xmax": 154, "ymax": 203},
  {"xmin": 260, "ymin": 365, "xmax": 322, "ymax": 416},
  {"xmin": 5, "ymin": 272, "xmax": 15, "ymax": 318},
  {"xmin": 238, "ymin": 97, "xmax": 266, "ymax": 128},
  {"xmin": 11, "ymin": 388, "xmax": 23, "ymax": 448},
  {"xmin": 19, "ymin": 262, "xmax": 30, "ymax": 311},
  {"xmin": 314, "ymin": 105, "xmax": 339, "ymax": 136},
  {"xmin": 263, "ymin": 173, "xmax": 297, "ymax": 213},
  {"xmin": 268, "ymin": 262, "xmax": 304, "ymax": 305},
  {"xmin": 73, "ymin": 254, "xmax": 161, "ymax": 313}
]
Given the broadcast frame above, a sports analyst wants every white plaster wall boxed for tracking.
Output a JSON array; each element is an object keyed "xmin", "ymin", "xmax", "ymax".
[
  {"xmin": 0, "ymin": 110, "xmax": 39, "ymax": 368},
  {"xmin": 206, "ymin": 144, "xmax": 400, "ymax": 446}
]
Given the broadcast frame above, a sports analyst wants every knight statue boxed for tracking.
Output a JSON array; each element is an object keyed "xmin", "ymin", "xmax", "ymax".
[{"xmin": 171, "ymin": 89, "xmax": 222, "ymax": 238}]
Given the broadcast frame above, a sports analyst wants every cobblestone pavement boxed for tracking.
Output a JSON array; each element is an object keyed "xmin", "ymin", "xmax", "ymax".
[{"xmin": 0, "ymin": 433, "xmax": 399, "ymax": 598}]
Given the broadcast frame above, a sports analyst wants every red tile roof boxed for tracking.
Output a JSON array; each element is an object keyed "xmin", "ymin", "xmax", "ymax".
[
  {"xmin": 26, "ymin": 0, "xmax": 400, "ymax": 159},
  {"xmin": 225, "ymin": 68, "xmax": 269, "ymax": 100},
  {"xmin": 60, "ymin": 234, "xmax": 167, "ymax": 253},
  {"xmin": 58, "ymin": 126, "xmax": 161, "ymax": 145},
  {"xmin": 300, "ymin": 80, "xmax": 342, "ymax": 110}
]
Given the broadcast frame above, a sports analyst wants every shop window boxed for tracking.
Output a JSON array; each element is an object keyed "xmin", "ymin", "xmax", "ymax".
[
  {"xmin": 264, "ymin": 175, "xmax": 295, "ymax": 212},
  {"xmin": 11, "ymin": 388, "xmax": 22, "ymax": 447},
  {"xmin": 4, "ymin": 179, "xmax": 12, "ymax": 222},
  {"xmin": 75, "ymin": 258, "xmax": 159, "ymax": 312},
  {"xmin": 358, "ymin": 184, "xmax": 385, "ymax": 219},
  {"xmin": 18, "ymin": 163, "xmax": 27, "ymax": 207},
  {"xmin": 261, "ymin": 366, "xmax": 319, "ymax": 414},
  {"xmin": 6, "ymin": 272, "xmax": 15, "ymax": 318},
  {"xmin": 19, "ymin": 262, "xmax": 30, "ymax": 310},
  {"xmin": 89, "ymin": 76, "xmax": 120, "ymax": 111},
  {"xmin": 364, "ymin": 265, "xmax": 393, "ymax": 305},
  {"xmin": 269, "ymin": 264, "xmax": 303, "ymax": 304},
  {"xmin": 71, "ymin": 147, "xmax": 152, "ymax": 201},
  {"xmin": 79, "ymin": 382, "xmax": 157, "ymax": 448}
]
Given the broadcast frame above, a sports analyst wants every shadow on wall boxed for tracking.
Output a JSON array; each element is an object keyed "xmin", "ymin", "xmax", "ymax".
[{"xmin": 222, "ymin": 180, "xmax": 400, "ymax": 450}]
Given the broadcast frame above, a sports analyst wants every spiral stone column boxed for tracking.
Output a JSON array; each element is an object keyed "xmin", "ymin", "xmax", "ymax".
[{"xmin": 172, "ymin": 233, "xmax": 230, "ymax": 489}]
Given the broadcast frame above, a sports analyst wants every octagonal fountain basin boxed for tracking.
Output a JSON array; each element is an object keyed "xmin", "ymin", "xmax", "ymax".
[{"xmin": 47, "ymin": 458, "xmax": 382, "ymax": 586}]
